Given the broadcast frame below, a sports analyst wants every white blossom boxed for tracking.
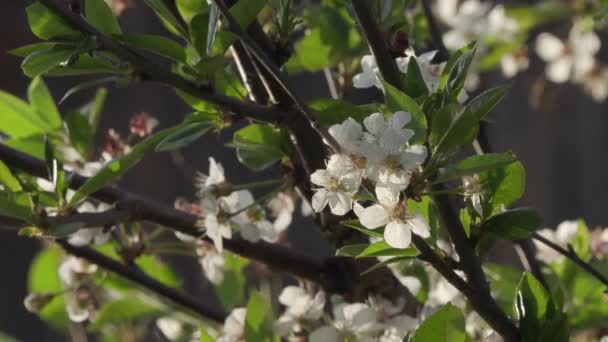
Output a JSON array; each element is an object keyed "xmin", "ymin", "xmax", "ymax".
[
  {"xmin": 533, "ymin": 220, "xmax": 579, "ymax": 263},
  {"xmin": 353, "ymin": 55, "xmax": 382, "ymax": 90},
  {"xmin": 58, "ymin": 257, "xmax": 97, "ymax": 322},
  {"xmin": 396, "ymin": 50, "xmax": 446, "ymax": 93},
  {"xmin": 197, "ymin": 243, "xmax": 225, "ymax": 285},
  {"xmin": 356, "ymin": 185, "xmax": 430, "ymax": 249},
  {"xmin": 266, "ymin": 192, "xmax": 295, "ymax": 238},
  {"xmin": 500, "ymin": 49, "xmax": 530, "ymax": 78},
  {"xmin": 310, "ymin": 154, "xmax": 362, "ymax": 216},
  {"xmin": 309, "ymin": 302, "xmax": 378, "ymax": 342},
  {"xmin": 275, "ymin": 285, "xmax": 325, "ymax": 336},
  {"xmin": 67, "ymin": 202, "xmax": 112, "ymax": 247},
  {"xmin": 535, "ymin": 21, "xmax": 600, "ymax": 83},
  {"xmin": 581, "ymin": 65, "xmax": 608, "ymax": 102},
  {"xmin": 218, "ymin": 307, "xmax": 246, "ymax": 342}
]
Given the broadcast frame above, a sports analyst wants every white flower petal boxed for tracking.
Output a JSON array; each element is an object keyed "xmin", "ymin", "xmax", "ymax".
[
  {"xmin": 535, "ymin": 33, "xmax": 564, "ymax": 62},
  {"xmin": 384, "ymin": 221, "xmax": 412, "ymax": 249},
  {"xmin": 407, "ymin": 214, "xmax": 431, "ymax": 238},
  {"xmin": 390, "ymin": 111, "xmax": 412, "ymax": 129},
  {"xmin": 328, "ymin": 192, "xmax": 352, "ymax": 216},
  {"xmin": 375, "ymin": 184, "xmax": 400, "ymax": 207},
  {"xmin": 311, "ymin": 170, "xmax": 331, "ymax": 187},
  {"xmin": 358, "ymin": 204, "xmax": 391, "ymax": 229},
  {"xmin": 546, "ymin": 57, "xmax": 573, "ymax": 83},
  {"xmin": 363, "ymin": 112, "xmax": 387, "ymax": 136},
  {"xmin": 309, "ymin": 326, "xmax": 340, "ymax": 342},
  {"xmin": 312, "ymin": 189, "xmax": 330, "ymax": 213}
]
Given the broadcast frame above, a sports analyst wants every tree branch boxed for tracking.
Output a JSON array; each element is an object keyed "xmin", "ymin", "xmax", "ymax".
[
  {"xmin": 351, "ymin": 0, "xmax": 402, "ymax": 89},
  {"xmin": 420, "ymin": 0, "xmax": 449, "ymax": 63},
  {"xmin": 532, "ymin": 232, "xmax": 608, "ymax": 288},
  {"xmin": 55, "ymin": 240, "xmax": 227, "ymax": 323},
  {"xmin": 0, "ymin": 143, "xmax": 356, "ymax": 294},
  {"xmin": 34, "ymin": 0, "xmax": 284, "ymax": 124}
]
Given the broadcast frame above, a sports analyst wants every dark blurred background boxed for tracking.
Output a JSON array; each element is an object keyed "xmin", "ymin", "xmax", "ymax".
[{"xmin": 1, "ymin": 1, "xmax": 606, "ymax": 341}]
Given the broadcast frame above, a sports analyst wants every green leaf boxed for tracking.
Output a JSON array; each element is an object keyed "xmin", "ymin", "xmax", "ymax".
[
  {"xmin": 207, "ymin": 3, "xmax": 220, "ymax": 56},
  {"xmin": 356, "ymin": 240, "xmax": 419, "ymax": 258},
  {"xmin": 117, "ymin": 34, "xmax": 186, "ymax": 62},
  {"xmin": 212, "ymin": 0, "xmax": 267, "ymax": 54},
  {"xmin": 155, "ymin": 121, "xmax": 212, "ymax": 152},
  {"xmin": 434, "ymin": 152, "xmax": 517, "ymax": 183},
  {"xmin": 8, "ymin": 42, "xmax": 57, "ymax": 57},
  {"xmin": 486, "ymin": 263, "xmax": 522, "ymax": 317},
  {"xmin": 570, "ymin": 219, "xmax": 591, "ymax": 261},
  {"xmin": 431, "ymin": 85, "xmax": 510, "ymax": 157},
  {"xmin": 0, "ymin": 90, "xmax": 54, "ymax": 138},
  {"xmin": 144, "ymin": 0, "xmax": 189, "ymax": 38},
  {"xmin": 0, "ymin": 192, "xmax": 33, "ymax": 221},
  {"xmin": 68, "ymin": 125, "xmax": 185, "ymax": 206},
  {"xmin": 308, "ymin": 98, "xmax": 378, "ymax": 127},
  {"xmin": 189, "ymin": 11, "xmax": 211, "ymax": 58},
  {"xmin": 90, "ymin": 297, "xmax": 162, "ymax": 330},
  {"xmin": 44, "ymin": 138, "xmax": 67, "ymax": 204},
  {"xmin": 216, "ymin": 253, "xmax": 248, "ymax": 310},
  {"xmin": 401, "ymin": 57, "xmax": 429, "ymax": 98},
  {"xmin": 22, "ymin": 47, "xmax": 74, "ymax": 78},
  {"xmin": 383, "ymin": 82, "xmax": 428, "ymax": 144},
  {"xmin": 335, "ymin": 244, "xmax": 368, "ymax": 257},
  {"xmin": 28, "ymin": 246, "xmax": 69, "ymax": 329},
  {"xmin": 43, "ymin": 54, "xmax": 121, "ymax": 76},
  {"xmin": 412, "ymin": 304, "xmax": 466, "ymax": 342},
  {"xmin": 285, "ymin": 6, "xmax": 363, "ymax": 72},
  {"xmin": 5, "ymin": 135, "xmax": 46, "ymax": 159},
  {"xmin": 28, "ymin": 77, "xmax": 62, "ymax": 130},
  {"xmin": 199, "ymin": 325, "xmax": 215, "ymax": 342},
  {"xmin": 176, "ymin": 0, "xmax": 208, "ymax": 22},
  {"xmin": 244, "ymin": 292, "xmax": 276, "ymax": 342},
  {"xmin": 439, "ymin": 42, "xmax": 477, "ymax": 96},
  {"xmin": 513, "ymin": 272, "xmax": 568, "ymax": 341},
  {"xmin": 26, "ymin": 2, "xmax": 83, "ymax": 40},
  {"xmin": 341, "ymin": 219, "xmax": 384, "ymax": 238},
  {"xmin": 361, "ymin": 256, "xmax": 416, "ymax": 275},
  {"xmin": 478, "ymin": 160, "xmax": 525, "ymax": 215},
  {"xmin": 482, "ymin": 208, "xmax": 542, "ymax": 240},
  {"xmin": 232, "ymin": 124, "xmax": 287, "ymax": 171},
  {"xmin": 0, "ymin": 161, "xmax": 23, "ymax": 192},
  {"xmin": 85, "ymin": 0, "xmax": 122, "ymax": 34}
]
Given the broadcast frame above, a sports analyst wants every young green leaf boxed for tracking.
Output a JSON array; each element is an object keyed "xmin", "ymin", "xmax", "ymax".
[
  {"xmin": 335, "ymin": 244, "xmax": 368, "ymax": 257},
  {"xmin": 400, "ymin": 57, "xmax": 429, "ymax": 98},
  {"xmin": 308, "ymin": 98, "xmax": 378, "ymax": 126},
  {"xmin": 28, "ymin": 77, "xmax": 62, "ymax": 130},
  {"xmin": 155, "ymin": 121, "xmax": 212, "ymax": 152},
  {"xmin": 8, "ymin": 42, "xmax": 58, "ymax": 57},
  {"xmin": 117, "ymin": 34, "xmax": 186, "ymax": 62},
  {"xmin": 341, "ymin": 219, "xmax": 384, "ymax": 238},
  {"xmin": 0, "ymin": 161, "xmax": 23, "ymax": 192},
  {"xmin": 0, "ymin": 192, "xmax": 33, "ymax": 221},
  {"xmin": 478, "ymin": 160, "xmax": 525, "ymax": 215},
  {"xmin": 0, "ymin": 90, "xmax": 53, "ymax": 138},
  {"xmin": 144, "ymin": 0, "xmax": 189, "ymax": 38},
  {"xmin": 244, "ymin": 291, "xmax": 276, "ymax": 342},
  {"xmin": 361, "ymin": 256, "xmax": 416, "ymax": 275},
  {"xmin": 26, "ymin": 2, "xmax": 83, "ymax": 40},
  {"xmin": 85, "ymin": 0, "xmax": 123, "ymax": 35},
  {"xmin": 412, "ymin": 304, "xmax": 466, "ymax": 342},
  {"xmin": 27, "ymin": 247, "xmax": 69, "ymax": 329},
  {"xmin": 216, "ymin": 253, "xmax": 248, "ymax": 310},
  {"xmin": 383, "ymin": 81, "xmax": 428, "ymax": 144},
  {"xmin": 21, "ymin": 47, "xmax": 74, "ymax": 78},
  {"xmin": 434, "ymin": 152, "xmax": 517, "ymax": 183},
  {"xmin": 356, "ymin": 240, "xmax": 419, "ymax": 258},
  {"xmin": 514, "ymin": 272, "xmax": 550, "ymax": 338},
  {"xmin": 482, "ymin": 208, "xmax": 542, "ymax": 240},
  {"xmin": 90, "ymin": 297, "xmax": 162, "ymax": 330},
  {"xmin": 232, "ymin": 124, "xmax": 287, "ymax": 171}
]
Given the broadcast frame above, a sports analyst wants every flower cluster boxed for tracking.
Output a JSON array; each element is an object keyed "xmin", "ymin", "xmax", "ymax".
[
  {"xmin": 311, "ymin": 112, "xmax": 430, "ymax": 249},
  {"xmin": 535, "ymin": 19, "xmax": 608, "ymax": 101},
  {"xmin": 436, "ymin": 0, "xmax": 525, "ymax": 79}
]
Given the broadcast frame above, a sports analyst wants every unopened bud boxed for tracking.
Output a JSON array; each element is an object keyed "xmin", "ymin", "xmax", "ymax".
[
  {"xmin": 24, "ymin": 293, "xmax": 55, "ymax": 313},
  {"xmin": 129, "ymin": 112, "xmax": 159, "ymax": 138}
]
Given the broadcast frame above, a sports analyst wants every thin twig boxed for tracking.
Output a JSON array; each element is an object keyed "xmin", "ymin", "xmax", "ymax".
[
  {"xmin": 34, "ymin": 0, "xmax": 284, "ymax": 124},
  {"xmin": 56, "ymin": 240, "xmax": 227, "ymax": 323},
  {"xmin": 532, "ymin": 232, "xmax": 608, "ymax": 288},
  {"xmin": 323, "ymin": 68, "xmax": 339, "ymax": 99},
  {"xmin": 211, "ymin": 0, "xmax": 341, "ymax": 152}
]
